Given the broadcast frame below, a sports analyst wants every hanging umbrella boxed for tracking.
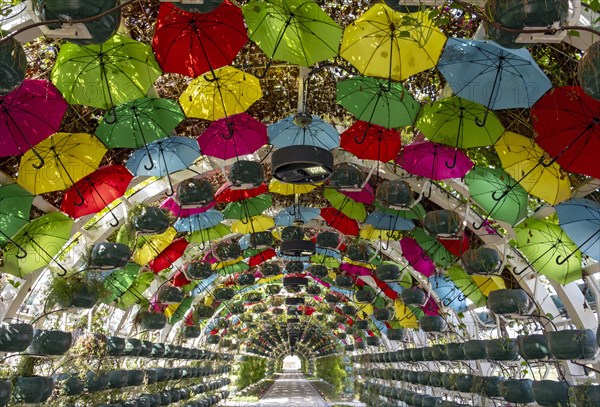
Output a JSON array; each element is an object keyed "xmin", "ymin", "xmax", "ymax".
[
  {"xmin": 101, "ymin": 263, "xmax": 141, "ymax": 304},
  {"xmin": 3, "ymin": 212, "xmax": 74, "ymax": 278},
  {"xmin": 95, "ymin": 97, "xmax": 185, "ymax": 149},
  {"xmin": 125, "ymin": 136, "xmax": 201, "ymax": 196},
  {"xmin": 231, "ymin": 215, "xmax": 275, "ymax": 234},
  {"xmin": 340, "ymin": 121, "xmax": 401, "ymax": 162},
  {"xmin": 337, "ymin": 76, "xmax": 420, "ymax": 129},
  {"xmin": 400, "ymin": 237, "xmax": 436, "ymax": 277},
  {"xmin": 179, "ymin": 65, "xmax": 262, "ymax": 121},
  {"xmin": 320, "ymin": 207, "xmax": 359, "ymax": 236},
  {"xmin": 394, "ymin": 300, "xmax": 423, "ymax": 328},
  {"xmin": 216, "ymin": 181, "xmax": 268, "ymax": 203},
  {"xmin": 323, "ymin": 187, "xmax": 367, "ymax": 222},
  {"xmin": 274, "ymin": 206, "xmax": 321, "ymax": 226},
  {"xmin": 360, "ymin": 224, "xmax": 403, "ymax": 241},
  {"xmin": 494, "ymin": 132, "xmax": 571, "ymax": 205},
  {"xmin": 365, "ymin": 211, "xmax": 415, "ymax": 231},
  {"xmin": 198, "ymin": 113, "xmax": 267, "ymax": 160},
  {"xmin": 310, "ymin": 253, "xmax": 341, "ymax": 269},
  {"xmin": 555, "ymin": 198, "xmax": 600, "ymax": 262},
  {"xmin": 412, "ymin": 228, "xmax": 456, "ymax": 268},
  {"xmin": 0, "ymin": 79, "xmax": 67, "ymax": 159},
  {"xmin": 439, "ymin": 234, "xmax": 470, "ymax": 257},
  {"xmin": 464, "ymin": 166, "xmax": 528, "ymax": 227},
  {"xmin": 51, "ymin": 34, "xmax": 162, "ymax": 109},
  {"xmin": 0, "ymin": 183, "xmax": 34, "ymax": 247},
  {"xmin": 222, "ymin": 194, "xmax": 272, "ymax": 220},
  {"xmin": 438, "ymin": 38, "xmax": 551, "ymax": 116},
  {"xmin": 268, "ymin": 179, "xmax": 319, "ymax": 195},
  {"xmin": 268, "ymin": 114, "xmax": 339, "ymax": 150},
  {"xmin": 532, "ymin": 86, "xmax": 600, "ymax": 179},
  {"xmin": 340, "ymin": 5, "xmax": 446, "ymax": 81},
  {"xmin": 471, "ymin": 275, "xmax": 506, "ymax": 297},
  {"xmin": 60, "ymin": 165, "xmax": 133, "ymax": 225},
  {"xmin": 148, "ymin": 238, "xmax": 189, "ymax": 273},
  {"xmin": 415, "ymin": 96, "xmax": 504, "ymax": 167},
  {"xmin": 446, "ymin": 266, "xmax": 487, "ymax": 307},
  {"xmin": 374, "ymin": 201, "xmax": 426, "ymax": 220},
  {"xmin": 188, "ymin": 223, "xmax": 231, "ymax": 244},
  {"xmin": 152, "ymin": 1, "xmax": 247, "ymax": 77},
  {"xmin": 397, "ymin": 140, "xmax": 474, "ymax": 180},
  {"xmin": 17, "ymin": 132, "xmax": 107, "ymax": 195},
  {"xmin": 339, "ymin": 183, "xmax": 375, "ymax": 205},
  {"xmin": 429, "ymin": 274, "xmax": 467, "ymax": 312},
  {"xmin": 174, "ymin": 209, "xmax": 224, "ymax": 232},
  {"xmin": 242, "ymin": 0, "xmax": 342, "ymax": 67},
  {"xmin": 514, "ymin": 218, "xmax": 582, "ymax": 284},
  {"xmin": 161, "ymin": 197, "xmax": 216, "ymax": 218},
  {"xmin": 133, "ymin": 227, "xmax": 177, "ymax": 266}
]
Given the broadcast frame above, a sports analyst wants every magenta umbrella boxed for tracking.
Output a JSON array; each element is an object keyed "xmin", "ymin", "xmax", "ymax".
[
  {"xmin": 160, "ymin": 196, "xmax": 216, "ymax": 218},
  {"xmin": 197, "ymin": 113, "xmax": 267, "ymax": 160},
  {"xmin": 339, "ymin": 183, "xmax": 375, "ymax": 205},
  {"xmin": 0, "ymin": 80, "xmax": 68, "ymax": 160},
  {"xmin": 396, "ymin": 140, "xmax": 474, "ymax": 180},
  {"xmin": 340, "ymin": 262, "xmax": 373, "ymax": 276},
  {"xmin": 421, "ymin": 296, "xmax": 440, "ymax": 316},
  {"xmin": 400, "ymin": 237, "xmax": 436, "ymax": 277}
]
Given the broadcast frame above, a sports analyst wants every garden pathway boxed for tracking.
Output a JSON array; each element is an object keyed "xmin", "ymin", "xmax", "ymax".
[{"xmin": 257, "ymin": 372, "xmax": 329, "ymax": 406}]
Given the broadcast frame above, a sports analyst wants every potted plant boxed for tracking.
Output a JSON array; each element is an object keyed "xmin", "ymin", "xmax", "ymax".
[
  {"xmin": 429, "ymin": 371, "xmax": 444, "ymax": 388},
  {"xmin": 28, "ymin": 329, "xmax": 72, "ymax": 355},
  {"xmin": 177, "ymin": 178, "xmax": 214, "ymax": 206},
  {"xmin": 345, "ymin": 242, "xmax": 372, "ymax": 263},
  {"xmin": 500, "ymin": 379, "xmax": 534, "ymax": 404},
  {"xmin": 47, "ymin": 274, "xmax": 107, "ymax": 309},
  {"xmin": 261, "ymin": 263, "xmax": 281, "ymax": 276},
  {"xmin": 0, "ymin": 37, "xmax": 26, "ymax": 95},
  {"xmin": 84, "ymin": 370, "xmax": 109, "ymax": 392},
  {"xmin": 0, "ymin": 322, "xmax": 33, "ymax": 352},
  {"xmin": 316, "ymin": 231, "xmax": 339, "ymax": 248},
  {"xmin": 214, "ymin": 287, "xmax": 235, "ymax": 301},
  {"xmin": 376, "ymin": 179, "xmax": 414, "ymax": 209},
  {"xmin": 463, "ymin": 339, "xmax": 488, "ymax": 360},
  {"xmin": 184, "ymin": 261, "xmax": 213, "ymax": 280},
  {"xmin": 569, "ymin": 383, "xmax": 600, "ymax": 406},
  {"xmin": 387, "ymin": 328, "xmax": 404, "ymax": 341},
  {"xmin": 442, "ymin": 372, "xmax": 457, "ymax": 391},
  {"xmin": 183, "ymin": 325, "xmax": 201, "ymax": 338},
  {"xmin": 157, "ymin": 285, "xmax": 184, "ymax": 304},
  {"xmin": 375, "ymin": 263, "xmax": 400, "ymax": 281},
  {"xmin": 127, "ymin": 370, "xmax": 145, "ymax": 387},
  {"xmin": 53, "ymin": 373, "xmax": 84, "ymax": 396},
  {"xmin": 355, "ymin": 287, "xmax": 376, "ymax": 303},
  {"xmin": 446, "ymin": 342, "xmax": 466, "ymax": 360},
  {"xmin": 373, "ymin": 308, "xmax": 392, "ymax": 321},
  {"xmin": 194, "ymin": 305, "xmax": 215, "ymax": 320},
  {"xmin": 432, "ymin": 344, "xmax": 448, "ymax": 360},
  {"xmin": 307, "ymin": 264, "xmax": 328, "ymax": 278},
  {"xmin": 472, "ymin": 375, "xmax": 505, "ymax": 398},
  {"xmin": 419, "ymin": 315, "xmax": 447, "ymax": 332},
  {"xmin": 214, "ymin": 242, "xmax": 241, "ymax": 261},
  {"xmin": 137, "ymin": 310, "xmax": 167, "ymax": 330},
  {"xmin": 423, "ymin": 210, "xmax": 461, "ymax": 237},
  {"xmin": 237, "ymin": 272, "xmax": 255, "ymax": 286},
  {"xmin": 532, "ymin": 380, "xmax": 569, "ymax": 406},
  {"xmin": 89, "ymin": 242, "xmax": 132, "ymax": 270},
  {"xmin": 461, "ymin": 247, "xmax": 502, "ymax": 275},
  {"xmin": 401, "ymin": 287, "xmax": 426, "ymax": 305},
  {"xmin": 517, "ymin": 334, "xmax": 550, "ymax": 360},
  {"xmin": 487, "ymin": 289, "xmax": 531, "ymax": 315},
  {"xmin": 106, "ymin": 335, "xmax": 125, "ymax": 356},
  {"xmin": 11, "ymin": 356, "xmax": 54, "ymax": 403},
  {"xmin": 485, "ymin": 338, "xmax": 519, "ymax": 361},
  {"xmin": 455, "ymin": 374, "xmax": 474, "ymax": 393},
  {"xmin": 122, "ymin": 338, "xmax": 142, "ymax": 356},
  {"xmin": 133, "ymin": 206, "xmax": 169, "ymax": 234},
  {"xmin": 547, "ymin": 329, "xmax": 598, "ymax": 360},
  {"xmin": 0, "ymin": 381, "xmax": 11, "ymax": 407}
]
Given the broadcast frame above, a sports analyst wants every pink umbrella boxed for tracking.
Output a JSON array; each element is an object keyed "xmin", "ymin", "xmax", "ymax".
[
  {"xmin": 396, "ymin": 140, "xmax": 474, "ymax": 180},
  {"xmin": 400, "ymin": 237, "xmax": 436, "ymax": 277},
  {"xmin": 0, "ymin": 79, "xmax": 68, "ymax": 159},
  {"xmin": 421, "ymin": 296, "xmax": 440, "ymax": 316},
  {"xmin": 197, "ymin": 113, "xmax": 267, "ymax": 160},
  {"xmin": 339, "ymin": 183, "xmax": 375, "ymax": 204},
  {"xmin": 340, "ymin": 262, "xmax": 373, "ymax": 276},
  {"xmin": 160, "ymin": 196, "xmax": 216, "ymax": 217}
]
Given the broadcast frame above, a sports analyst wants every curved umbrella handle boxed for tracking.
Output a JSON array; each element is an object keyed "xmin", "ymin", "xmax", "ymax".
[
  {"xmin": 1, "ymin": 230, "xmax": 28, "ymax": 259},
  {"xmin": 445, "ymin": 149, "xmax": 458, "ymax": 169},
  {"xmin": 102, "ymin": 106, "xmax": 119, "ymax": 125},
  {"xmin": 31, "ymin": 148, "xmax": 45, "ymax": 169}
]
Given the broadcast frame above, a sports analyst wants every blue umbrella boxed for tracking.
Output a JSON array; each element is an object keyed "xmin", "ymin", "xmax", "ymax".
[
  {"xmin": 437, "ymin": 38, "xmax": 551, "ymax": 124},
  {"xmin": 555, "ymin": 198, "xmax": 600, "ymax": 262},
  {"xmin": 174, "ymin": 209, "xmax": 223, "ymax": 232},
  {"xmin": 365, "ymin": 211, "xmax": 415, "ymax": 231},
  {"xmin": 268, "ymin": 114, "xmax": 339, "ymax": 150},
  {"xmin": 429, "ymin": 275, "xmax": 467, "ymax": 312},
  {"xmin": 125, "ymin": 136, "xmax": 201, "ymax": 195},
  {"xmin": 275, "ymin": 205, "xmax": 321, "ymax": 226}
]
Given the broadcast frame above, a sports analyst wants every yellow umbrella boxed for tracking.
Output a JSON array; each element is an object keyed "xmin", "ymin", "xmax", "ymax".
[
  {"xmin": 268, "ymin": 179, "xmax": 321, "ymax": 195},
  {"xmin": 179, "ymin": 66, "xmax": 262, "ymax": 121},
  {"xmin": 133, "ymin": 227, "xmax": 177, "ymax": 265},
  {"xmin": 394, "ymin": 300, "xmax": 421, "ymax": 329},
  {"xmin": 231, "ymin": 215, "xmax": 275, "ymax": 234},
  {"xmin": 17, "ymin": 132, "xmax": 107, "ymax": 194},
  {"xmin": 340, "ymin": 4, "xmax": 446, "ymax": 81},
  {"xmin": 494, "ymin": 132, "xmax": 571, "ymax": 204},
  {"xmin": 472, "ymin": 275, "xmax": 506, "ymax": 296},
  {"xmin": 360, "ymin": 224, "xmax": 403, "ymax": 241}
]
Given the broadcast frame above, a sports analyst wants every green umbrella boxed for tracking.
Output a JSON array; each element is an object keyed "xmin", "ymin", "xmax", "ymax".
[
  {"xmin": 168, "ymin": 296, "xmax": 194, "ymax": 325},
  {"xmin": 336, "ymin": 76, "xmax": 420, "ymax": 129},
  {"xmin": 95, "ymin": 97, "xmax": 184, "ymax": 148},
  {"xmin": 188, "ymin": 224, "xmax": 231, "ymax": 245},
  {"xmin": 465, "ymin": 166, "xmax": 529, "ymax": 227},
  {"xmin": 116, "ymin": 270, "xmax": 154, "ymax": 309},
  {"xmin": 222, "ymin": 194, "xmax": 272, "ymax": 220},
  {"xmin": 0, "ymin": 184, "xmax": 34, "ymax": 247},
  {"xmin": 446, "ymin": 266, "xmax": 487, "ymax": 308},
  {"xmin": 216, "ymin": 260, "xmax": 249, "ymax": 275},
  {"xmin": 101, "ymin": 263, "xmax": 140, "ymax": 304},
  {"xmin": 323, "ymin": 187, "xmax": 367, "ymax": 222},
  {"xmin": 3, "ymin": 212, "xmax": 74, "ymax": 278},
  {"xmin": 242, "ymin": 0, "xmax": 342, "ymax": 67},
  {"xmin": 412, "ymin": 227, "xmax": 456, "ymax": 268},
  {"xmin": 51, "ymin": 35, "xmax": 162, "ymax": 109},
  {"xmin": 310, "ymin": 254, "xmax": 340, "ymax": 269},
  {"xmin": 514, "ymin": 218, "xmax": 582, "ymax": 285},
  {"xmin": 373, "ymin": 201, "xmax": 426, "ymax": 220},
  {"xmin": 416, "ymin": 96, "xmax": 505, "ymax": 148}
]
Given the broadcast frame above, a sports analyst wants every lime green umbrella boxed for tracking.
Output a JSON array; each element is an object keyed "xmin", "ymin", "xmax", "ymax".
[
  {"xmin": 168, "ymin": 296, "xmax": 194, "ymax": 325},
  {"xmin": 323, "ymin": 187, "xmax": 367, "ymax": 222},
  {"xmin": 514, "ymin": 218, "xmax": 582, "ymax": 285},
  {"xmin": 446, "ymin": 266, "xmax": 487, "ymax": 308},
  {"xmin": 243, "ymin": 0, "xmax": 342, "ymax": 67},
  {"xmin": 116, "ymin": 270, "xmax": 154, "ymax": 309},
  {"xmin": 465, "ymin": 166, "xmax": 529, "ymax": 227},
  {"xmin": 412, "ymin": 227, "xmax": 456, "ymax": 267},
  {"xmin": 188, "ymin": 224, "xmax": 231, "ymax": 245},
  {"xmin": 373, "ymin": 201, "xmax": 426, "ymax": 220},
  {"xmin": 0, "ymin": 183, "xmax": 34, "ymax": 247},
  {"xmin": 51, "ymin": 35, "xmax": 162, "ymax": 109},
  {"xmin": 101, "ymin": 263, "xmax": 140, "ymax": 304},
  {"xmin": 3, "ymin": 212, "xmax": 74, "ymax": 278},
  {"xmin": 337, "ymin": 76, "xmax": 420, "ymax": 129},
  {"xmin": 310, "ymin": 254, "xmax": 340, "ymax": 269},
  {"xmin": 222, "ymin": 194, "xmax": 272, "ymax": 220}
]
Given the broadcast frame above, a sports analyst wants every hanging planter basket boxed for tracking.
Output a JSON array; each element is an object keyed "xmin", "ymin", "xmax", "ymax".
[
  {"xmin": 0, "ymin": 37, "xmax": 27, "ymax": 96},
  {"xmin": 265, "ymin": 285, "xmax": 281, "ymax": 295},
  {"xmin": 345, "ymin": 243, "xmax": 373, "ymax": 263},
  {"xmin": 261, "ymin": 263, "xmax": 281, "ymax": 276},
  {"xmin": 214, "ymin": 242, "xmax": 241, "ymax": 261},
  {"xmin": 569, "ymin": 384, "xmax": 600, "ymax": 406},
  {"xmin": 442, "ymin": 372, "xmax": 457, "ymax": 391},
  {"xmin": 517, "ymin": 334, "xmax": 550, "ymax": 360},
  {"xmin": 463, "ymin": 339, "xmax": 488, "ymax": 360},
  {"xmin": 422, "ymin": 346, "xmax": 435, "ymax": 361},
  {"xmin": 547, "ymin": 329, "xmax": 598, "ymax": 360},
  {"xmin": 138, "ymin": 310, "xmax": 167, "ymax": 330},
  {"xmin": 237, "ymin": 273, "xmax": 255, "ymax": 286},
  {"xmin": 139, "ymin": 340, "xmax": 153, "ymax": 357},
  {"xmin": 194, "ymin": 305, "xmax": 214, "ymax": 320},
  {"xmin": 578, "ymin": 41, "xmax": 600, "ymax": 101},
  {"xmin": 306, "ymin": 285, "xmax": 321, "ymax": 295},
  {"xmin": 355, "ymin": 320, "xmax": 369, "ymax": 330},
  {"xmin": 472, "ymin": 376, "xmax": 506, "ymax": 398},
  {"xmin": 373, "ymin": 308, "xmax": 392, "ymax": 321},
  {"xmin": 229, "ymin": 160, "xmax": 264, "ymax": 188},
  {"xmin": 423, "ymin": 210, "xmax": 461, "ymax": 238},
  {"xmin": 401, "ymin": 287, "xmax": 426, "ymax": 306},
  {"xmin": 455, "ymin": 374, "xmax": 475, "ymax": 393},
  {"xmin": 127, "ymin": 370, "xmax": 145, "ymax": 387},
  {"xmin": 376, "ymin": 180, "xmax": 414, "ymax": 209},
  {"xmin": 54, "ymin": 374, "xmax": 84, "ymax": 396},
  {"xmin": 410, "ymin": 347, "xmax": 424, "ymax": 361},
  {"xmin": 157, "ymin": 285, "xmax": 184, "ymax": 304},
  {"xmin": 271, "ymin": 145, "xmax": 333, "ymax": 184},
  {"xmin": 184, "ymin": 261, "xmax": 213, "ymax": 280},
  {"xmin": 133, "ymin": 207, "xmax": 170, "ymax": 234},
  {"xmin": 250, "ymin": 231, "xmax": 273, "ymax": 248},
  {"xmin": 335, "ymin": 274, "xmax": 354, "ymax": 288},
  {"xmin": 89, "ymin": 242, "xmax": 132, "ymax": 270},
  {"xmin": 461, "ymin": 247, "xmax": 502, "ymax": 275},
  {"xmin": 84, "ymin": 371, "xmax": 108, "ymax": 392},
  {"xmin": 51, "ymin": 280, "xmax": 100, "ymax": 309},
  {"xmin": 0, "ymin": 381, "xmax": 10, "ymax": 406},
  {"xmin": 485, "ymin": 338, "xmax": 518, "ymax": 361},
  {"xmin": 207, "ymin": 335, "xmax": 220, "ymax": 345},
  {"xmin": 316, "ymin": 231, "xmax": 339, "ymax": 248},
  {"xmin": 386, "ymin": 328, "xmax": 404, "ymax": 341},
  {"xmin": 329, "ymin": 163, "xmax": 364, "ymax": 190},
  {"xmin": 375, "ymin": 263, "xmax": 400, "ymax": 281},
  {"xmin": 28, "ymin": 330, "xmax": 72, "ymax": 356},
  {"xmin": 214, "ymin": 287, "xmax": 235, "ymax": 301},
  {"xmin": 0, "ymin": 323, "xmax": 33, "ymax": 352},
  {"xmin": 325, "ymin": 293, "xmax": 339, "ymax": 303},
  {"xmin": 355, "ymin": 287, "xmax": 376, "ymax": 303},
  {"xmin": 532, "ymin": 380, "xmax": 569, "ymax": 407},
  {"xmin": 307, "ymin": 265, "xmax": 328, "ymax": 278},
  {"xmin": 432, "ymin": 344, "xmax": 448, "ymax": 360},
  {"xmin": 123, "ymin": 338, "xmax": 141, "ymax": 356},
  {"xmin": 177, "ymin": 178, "xmax": 214, "ymax": 206},
  {"xmin": 282, "ymin": 226, "xmax": 304, "ymax": 241},
  {"xmin": 419, "ymin": 315, "xmax": 447, "ymax": 332},
  {"xmin": 282, "ymin": 276, "xmax": 308, "ymax": 287},
  {"xmin": 417, "ymin": 371, "xmax": 431, "ymax": 386},
  {"xmin": 487, "ymin": 289, "xmax": 531, "ymax": 315},
  {"xmin": 366, "ymin": 336, "xmax": 380, "ymax": 346},
  {"xmin": 12, "ymin": 376, "xmax": 54, "ymax": 403},
  {"xmin": 500, "ymin": 379, "xmax": 534, "ymax": 404}
]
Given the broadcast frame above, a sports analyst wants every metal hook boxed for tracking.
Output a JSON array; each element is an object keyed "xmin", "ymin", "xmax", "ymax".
[
  {"xmin": 31, "ymin": 148, "xmax": 45, "ymax": 169},
  {"xmin": 1, "ymin": 230, "xmax": 28, "ymax": 259},
  {"xmin": 445, "ymin": 149, "xmax": 458, "ymax": 169},
  {"xmin": 102, "ymin": 106, "xmax": 119, "ymax": 125}
]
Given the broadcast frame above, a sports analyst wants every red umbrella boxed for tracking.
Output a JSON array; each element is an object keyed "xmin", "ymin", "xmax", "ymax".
[
  {"xmin": 248, "ymin": 248, "xmax": 276, "ymax": 267},
  {"xmin": 532, "ymin": 86, "xmax": 600, "ymax": 179},
  {"xmin": 438, "ymin": 234, "xmax": 470, "ymax": 257},
  {"xmin": 61, "ymin": 165, "xmax": 133, "ymax": 225},
  {"xmin": 148, "ymin": 238, "xmax": 189, "ymax": 273},
  {"xmin": 320, "ymin": 207, "xmax": 359, "ymax": 236},
  {"xmin": 152, "ymin": 1, "xmax": 247, "ymax": 78},
  {"xmin": 171, "ymin": 270, "xmax": 192, "ymax": 287},
  {"xmin": 215, "ymin": 181, "xmax": 268, "ymax": 203},
  {"xmin": 340, "ymin": 120, "xmax": 401, "ymax": 162}
]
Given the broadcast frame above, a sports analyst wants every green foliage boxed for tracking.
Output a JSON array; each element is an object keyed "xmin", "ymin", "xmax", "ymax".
[
  {"xmin": 236, "ymin": 356, "xmax": 267, "ymax": 390},
  {"xmin": 315, "ymin": 355, "xmax": 347, "ymax": 396}
]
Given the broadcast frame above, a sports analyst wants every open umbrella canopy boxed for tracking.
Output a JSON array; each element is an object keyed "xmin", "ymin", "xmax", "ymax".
[
  {"xmin": 231, "ymin": 215, "xmax": 275, "ymax": 234},
  {"xmin": 17, "ymin": 132, "xmax": 107, "ymax": 195},
  {"xmin": 532, "ymin": 86, "xmax": 600, "ymax": 179},
  {"xmin": 374, "ymin": 201, "xmax": 426, "ymax": 220},
  {"xmin": 412, "ymin": 227, "xmax": 456, "ymax": 268},
  {"xmin": 429, "ymin": 274, "xmax": 468, "ymax": 312},
  {"xmin": 133, "ymin": 227, "xmax": 177, "ymax": 266},
  {"xmin": 268, "ymin": 114, "xmax": 339, "ymax": 150},
  {"xmin": 268, "ymin": 179, "xmax": 320, "ymax": 196},
  {"xmin": 188, "ymin": 223, "xmax": 231, "ymax": 244},
  {"xmin": 242, "ymin": 0, "xmax": 342, "ymax": 66},
  {"xmin": 161, "ymin": 196, "xmax": 216, "ymax": 218},
  {"xmin": 223, "ymin": 194, "xmax": 272, "ymax": 220},
  {"xmin": 340, "ymin": 5, "xmax": 446, "ymax": 81},
  {"xmin": 365, "ymin": 211, "xmax": 415, "ymax": 231},
  {"xmin": 179, "ymin": 65, "xmax": 262, "ymax": 121},
  {"xmin": 198, "ymin": 113, "xmax": 267, "ymax": 160},
  {"xmin": 339, "ymin": 183, "xmax": 375, "ymax": 205},
  {"xmin": 3, "ymin": 212, "xmax": 74, "ymax": 278},
  {"xmin": 514, "ymin": 218, "xmax": 582, "ymax": 285},
  {"xmin": 396, "ymin": 140, "xmax": 474, "ymax": 180},
  {"xmin": 125, "ymin": 136, "xmax": 201, "ymax": 177},
  {"xmin": 216, "ymin": 181, "xmax": 268, "ymax": 203},
  {"xmin": 152, "ymin": 1, "xmax": 247, "ymax": 77},
  {"xmin": 495, "ymin": 131, "xmax": 571, "ymax": 205},
  {"xmin": 174, "ymin": 209, "xmax": 224, "ymax": 232},
  {"xmin": 337, "ymin": 76, "xmax": 420, "ymax": 129},
  {"xmin": 323, "ymin": 187, "xmax": 367, "ymax": 222},
  {"xmin": 95, "ymin": 97, "xmax": 185, "ymax": 149},
  {"xmin": 340, "ymin": 121, "xmax": 401, "ymax": 162},
  {"xmin": 51, "ymin": 35, "xmax": 162, "ymax": 109},
  {"xmin": 320, "ymin": 207, "xmax": 359, "ymax": 236},
  {"xmin": 274, "ymin": 205, "xmax": 320, "ymax": 226},
  {"xmin": 555, "ymin": 198, "xmax": 600, "ymax": 261},
  {"xmin": 446, "ymin": 266, "xmax": 487, "ymax": 308},
  {"xmin": 0, "ymin": 79, "xmax": 67, "ymax": 157},
  {"xmin": 0, "ymin": 183, "xmax": 34, "ymax": 246}
]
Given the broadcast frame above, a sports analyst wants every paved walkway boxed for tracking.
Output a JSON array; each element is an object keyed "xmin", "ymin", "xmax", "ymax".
[{"xmin": 258, "ymin": 372, "xmax": 329, "ymax": 407}]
